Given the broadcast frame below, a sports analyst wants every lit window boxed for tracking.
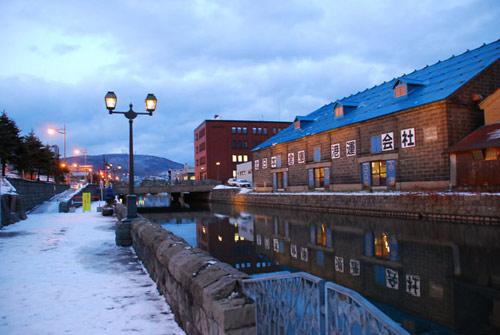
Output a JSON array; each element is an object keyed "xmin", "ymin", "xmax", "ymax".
[
  {"xmin": 371, "ymin": 161, "xmax": 387, "ymax": 186},
  {"xmin": 394, "ymin": 83, "xmax": 407, "ymax": 98},
  {"xmin": 316, "ymin": 224, "xmax": 327, "ymax": 248},
  {"xmin": 374, "ymin": 233, "xmax": 390, "ymax": 259},
  {"xmin": 314, "ymin": 168, "xmax": 325, "ymax": 188},
  {"xmin": 335, "ymin": 106, "xmax": 343, "ymax": 118},
  {"xmin": 243, "ymin": 155, "xmax": 248, "ymax": 162},
  {"xmin": 232, "ymin": 170, "xmax": 236, "ymax": 177},
  {"xmin": 232, "ymin": 155, "xmax": 237, "ymax": 162},
  {"xmin": 238, "ymin": 155, "xmax": 243, "ymax": 162}
]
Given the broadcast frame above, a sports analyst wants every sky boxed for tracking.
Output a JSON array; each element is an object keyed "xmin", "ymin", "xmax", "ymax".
[{"xmin": 0, "ymin": 0, "xmax": 499, "ymax": 165}]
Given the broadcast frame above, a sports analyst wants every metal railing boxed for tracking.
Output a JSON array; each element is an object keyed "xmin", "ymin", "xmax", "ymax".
[{"xmin": 242, "ymin": 272, "xmax": 408, "ymax": 335}]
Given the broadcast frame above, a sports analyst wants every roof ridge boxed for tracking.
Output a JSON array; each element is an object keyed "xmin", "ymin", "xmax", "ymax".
[{"xmin": 328, "ymin": 39, "xmax": 499, "ymax": 105}]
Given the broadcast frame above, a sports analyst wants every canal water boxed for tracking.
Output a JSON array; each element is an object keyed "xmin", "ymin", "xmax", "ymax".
[{"xmin": 143, "ymin": 202, "xmax": 500, "ymax": 334}]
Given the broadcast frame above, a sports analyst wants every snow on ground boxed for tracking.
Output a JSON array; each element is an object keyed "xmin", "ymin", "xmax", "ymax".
[{"xmin": 0, "ymin": 202, "xmax": 185, "ymax": 335}]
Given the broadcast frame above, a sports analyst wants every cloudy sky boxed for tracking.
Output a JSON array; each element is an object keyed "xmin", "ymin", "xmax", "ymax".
[{"xmin": 1, "ymin": 0, "xmax": 498, "ymax": 164}]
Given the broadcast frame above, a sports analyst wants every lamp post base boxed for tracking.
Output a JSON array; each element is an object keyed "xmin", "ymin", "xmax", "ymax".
[{"xmin": 126, "ymin": 194, "xmax": 138, "ymax": 219}]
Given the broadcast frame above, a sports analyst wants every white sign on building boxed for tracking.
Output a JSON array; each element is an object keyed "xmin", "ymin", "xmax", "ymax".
[
  {"xmin": 381, "ymin": 132, "xmax": 394, "ymax": 151},
  {"xmin": 236, "ymin": 161, "xmax": 253, "ymax": 185},
  {"xmin": 401, "ymin": 128, "xmax": 416, "ymax": 148}
]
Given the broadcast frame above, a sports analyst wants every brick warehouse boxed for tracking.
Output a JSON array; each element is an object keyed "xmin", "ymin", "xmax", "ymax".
[
  {"xmin": 252, "ymin": 40, "xmax": 500, "ymax": 192},
  {"xmin": 194, "ymin": 119, "xmax": 290, "ymax": 182}
]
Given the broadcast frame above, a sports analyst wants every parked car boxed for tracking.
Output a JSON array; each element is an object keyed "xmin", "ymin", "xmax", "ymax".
[
  {"xmin": 227, "ymin": 178, "xmax": 238, "ymax": 186},
  {"xmin": 235, "ymin": 179, "xmax": 251, "ymax": 188}
]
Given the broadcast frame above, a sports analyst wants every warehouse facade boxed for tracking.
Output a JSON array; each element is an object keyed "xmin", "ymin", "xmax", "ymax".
[{"xmin": 252, "ymin": 40, "xmax": 500, "ymax": 192}]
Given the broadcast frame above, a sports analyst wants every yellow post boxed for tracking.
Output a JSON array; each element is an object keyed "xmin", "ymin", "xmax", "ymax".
[{"xmin": 82, "ymin": 192, "xmax": 91, "ymax": 212}]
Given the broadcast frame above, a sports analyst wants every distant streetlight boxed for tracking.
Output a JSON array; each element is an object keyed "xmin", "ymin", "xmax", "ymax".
[
  {"xmin": 216, "ymin": 161, "xmax": 221, "ymax": 181},
  {"xmin": 47, "ymin": 125, "xmax": 67, "ymax": 161},
  {"xmin": 105, "ymin": 91, "xmax": 157, "ymax": 219}
]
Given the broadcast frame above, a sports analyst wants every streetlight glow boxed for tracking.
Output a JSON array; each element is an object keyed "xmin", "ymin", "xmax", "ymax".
[
  {"xmin": 73, "ymin": 149, "xmax": 81, "ymax": 155},
  {"xmin": 47, "ymin": 128, "xmax": 56, "ymax": 135},
  {"xmin": 105, "ymin": 91, "xmax": 117, "ymax": 111},
  {"xmin": 145, "ymin": 94, "xmax": 157, "ymax": 112}
]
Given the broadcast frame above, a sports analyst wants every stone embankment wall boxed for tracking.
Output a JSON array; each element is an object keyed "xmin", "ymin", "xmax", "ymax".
[
  {"xmin": 129, "ymin": 216, "xmax": 255, "ymax": 335},
  {"xmin": 7, "ymin": 178, "xmax": 68, "ymax": 211},
  {"xmin": 210, "ymin": 189, "xmax": 500, "ymax": 224}
]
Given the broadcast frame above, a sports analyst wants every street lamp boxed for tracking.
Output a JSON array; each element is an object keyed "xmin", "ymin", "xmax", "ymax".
[
  {"xmin": 47, "ymin": 125, "xmax": 67, "ymax": 161},
  {"xmin": 216, "ymin": 161, "xmax": 221, "ymax": 182},
  {"xmin": 105, "ymin": 91, "xmax": 157, "ymax": 219}
]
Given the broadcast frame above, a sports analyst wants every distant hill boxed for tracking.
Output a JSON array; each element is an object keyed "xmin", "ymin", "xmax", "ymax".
[{"xmin": 66, "ymin": 154, "xmax": 184, "ymax": 177}]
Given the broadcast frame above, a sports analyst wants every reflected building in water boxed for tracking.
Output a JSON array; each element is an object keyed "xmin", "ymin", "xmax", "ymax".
[{"xmin": 146, "ymin": 203, "xmax": 500, "ymax": 333}]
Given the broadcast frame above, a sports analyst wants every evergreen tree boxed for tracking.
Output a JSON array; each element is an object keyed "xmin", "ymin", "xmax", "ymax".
[
  {"xmin": 15, "ymin": 130, "xmax": 44, "ymax": 180},
  {"xmin": 0, "ymin": 111, "xmax": 22, "ymax": 176}
]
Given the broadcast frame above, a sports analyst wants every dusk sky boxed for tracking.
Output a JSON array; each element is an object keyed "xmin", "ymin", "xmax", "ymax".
[{"xmin": 1, "ymin": 0, "xmax": 499, "ymax": 165}]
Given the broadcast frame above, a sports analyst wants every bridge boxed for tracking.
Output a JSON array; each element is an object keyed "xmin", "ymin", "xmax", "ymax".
[{"xmin": 112, "ymin": 180, "xmax": 218, "ymax": 195}]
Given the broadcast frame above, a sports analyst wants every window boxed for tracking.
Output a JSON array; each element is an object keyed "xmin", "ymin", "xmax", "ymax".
[
  {"xmin": 263, "ymin": 128, "xmax": 268, "ymax": 135},
  {"xmin": 242, "ymin": 127, "xmax": 247, "ymax": 134},
  {"xmin": 243, "ymin": 141, "xmax": 248, "ymax": 149},
  {"xmin": 258, "ymin": 128, "xmax": 262, "ymax": 134},
  {"xmin": 232, "ymin": 170, "xmax": 236, "ymax": 177},
  {"xmin": 314, "ymin": 168, "xmax": 325, "ymax": 188},
  {"xmin": 232, "ymin": 155, "xmax": 237, "ymax": 162},
  {"xmin": 273, "ymin": 128, "xmax": 277, "ymax": 134},
  {"xmin": 232, "ymin": 127, "xmax": 236, "ymax": 134},
  {"xmin": 313, "ymin": 147, "xmax": 321, "ymax": 162},
  {"xmin": 334, "ymin": 106, "xmax": 343, "ymax": 118},
  {"xmin": 238, "ymin": 155, "xmax": 243, "ymax": 162},
  {"xmin": 252, "ymin": 127, "xmax": 257, "ymax": 134},
  {"xmin": 232, "ymin": 140, "xmax": 237, "ymax": 149},
  {"xmin": 374, "ymin": 232, "xmax": 391, "ymax": 259},
  {"xmin": 243, "ymin": 155, "xmax": 248, "ymax": 162},
  {"xmin": 394, "ymin": 83, "xmax": 407, "ymax": 98},
  {"xmin": 237, "ymin": 127, "xmax": 242, "ymax": 133},
  {"xmin": 371, "ymin": 161, "xmax": 387, "ymax": 186},
  {"xmin": 315, "ymin": 224, "xmax": 328, "ymax": 248}
]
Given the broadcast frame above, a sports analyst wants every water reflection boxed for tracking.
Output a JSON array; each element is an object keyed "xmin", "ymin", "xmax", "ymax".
[{"xmin": 143, "ymin": 203, "xmax": 500, "ymax": 334}]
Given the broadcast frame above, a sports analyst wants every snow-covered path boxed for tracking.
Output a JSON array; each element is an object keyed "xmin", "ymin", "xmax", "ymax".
[{"xmin": 0, "ymin": 203, "xmax": 185, "ymax": 335}]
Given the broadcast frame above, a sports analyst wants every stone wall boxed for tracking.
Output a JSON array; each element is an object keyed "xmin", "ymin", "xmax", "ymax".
[
  {"xmin": 130, "ymin": 218, "xmax": 256, "ymax": 335},
  {"xmin": 7, "ymin": 178, "xmax": 68, "ymax": 212},
  {"xmin": 210, "ymin": 189, "xmax": 500, "ymax": 224}
]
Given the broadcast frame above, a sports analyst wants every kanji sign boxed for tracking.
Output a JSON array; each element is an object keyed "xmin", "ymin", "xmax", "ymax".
[
  {"xmin": 385, "ymin": 268, "xmax": 399, "ymax": 290},
  {"xmin": 273, "ymin": 238, "xmax": 279, "ymax": 252},
  {"xmin": 349, "ymin": 259, "xmax": 360, "ymax": 276},
  {"xmin": 406, "ymin": 274, "xmax": 421, "ymax": 297},
  {"xmin": 254, "ymin": 160, "xmax": 260, "ymax": 170},
  {"xmin": 381, "ymin": 132, "xmax": 394, "ymax": 151},
  {"xmin": 300, "ymin": 247, "xmax": 308, "ymax": 262},
  {"xmin": 262, "ymin": 158, "xmax": 268, "ymax": 169},
  {"xmin": 401, "ymin": 128, "xmax": 416, "ymax": 148},
  {"xmin": 290, "ymin": 244, "xmax": 298, "ymax": 258},
  {"xmin": 271, "ymin": 156, "xmax": 277, "ymax": 168},
  {"xmin": 334, "ymin": 256, "xmax": 344, "ymax": 272},
  {"xmin": 256, "ymin": 234, "xmax": 262, "ymax": 246},
  {"xmin": 287, "ymin": 153, "xmax": 294, "ymax": 166},
  {"xmin": 346, "ymin": 140, "xmax": 356, "ymax": 156},
  {"xmin": 331, "ymin": 143, "xmax": 341, "ymax": 159},
  {"xmin": 297, "ymin": 150, "xmax": 305, "ymax": 164}
]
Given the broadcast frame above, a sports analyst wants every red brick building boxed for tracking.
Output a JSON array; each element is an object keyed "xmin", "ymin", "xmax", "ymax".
[
  {"xmin": 194, "ymin": 120, "xmax": 290, "ymax": 182},
  {"xmin": 253, "ymin": 40, "xmax": 500, "ymax": 192}
]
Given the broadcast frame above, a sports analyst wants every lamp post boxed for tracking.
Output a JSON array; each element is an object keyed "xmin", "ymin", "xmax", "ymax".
[
  {"xmin": 47, "ymin": 125, "xmax": 67, "ymax": 161},
  {"xmin": 104, "ymin": 91, "xmax": 157, "ymax": 220}
]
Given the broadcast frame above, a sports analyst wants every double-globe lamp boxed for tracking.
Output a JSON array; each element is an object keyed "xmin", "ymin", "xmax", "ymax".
[{"xmin": 105, "ymin": 91, "xmax": 157, "ymax": 220}]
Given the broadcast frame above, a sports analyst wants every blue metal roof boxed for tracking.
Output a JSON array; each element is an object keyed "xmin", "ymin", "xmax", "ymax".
[{"xmin": 254, "ymin": 39, "xmax": 500, "ymax": 151}]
